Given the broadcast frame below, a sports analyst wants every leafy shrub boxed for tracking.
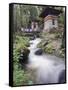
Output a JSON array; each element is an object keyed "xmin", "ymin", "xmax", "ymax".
[
  {"xmin": 13, "ymin": 35, "xmax": 34, "ymax": 86},
  {"xmin": 55, "ymin": 33, "xmax": 62, "ymax": 38},
  {"xmin": 44, "ymin": 44, "xmax": 55, "ymax": 54},
  {"xmin": 13, "ymin": 35, "xmax": 29, "ymax": 63},
  {"xmin": 13, "ymin": 64, "xmax": 34, "ymax": 86}
]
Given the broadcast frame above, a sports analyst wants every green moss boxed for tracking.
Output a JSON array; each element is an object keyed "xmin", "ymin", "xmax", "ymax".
[{"xmin": 43, "ymin": 44, "xmax": 55, "ymax": 54}]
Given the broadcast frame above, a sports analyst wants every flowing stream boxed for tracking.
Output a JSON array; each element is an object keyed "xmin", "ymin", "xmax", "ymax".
[{"xmin": 27, "ymin": 38, "xmax": 65, "ymax": 84}]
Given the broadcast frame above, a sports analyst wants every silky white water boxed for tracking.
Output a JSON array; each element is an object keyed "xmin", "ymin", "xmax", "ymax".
[{"xmin": 27, "ymin": 38, "xmax": 65, "ymax": 84}]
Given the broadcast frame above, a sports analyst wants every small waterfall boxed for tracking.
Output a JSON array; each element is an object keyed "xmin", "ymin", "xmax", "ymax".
[{"xmin": 27, "ymin": 38, "xmax": 65, "ymax": 84}]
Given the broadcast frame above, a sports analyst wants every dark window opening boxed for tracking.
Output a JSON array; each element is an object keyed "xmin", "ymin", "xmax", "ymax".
[
  {"xmin": 52, "ymin": 19, "xmax": 55, "ymax": 25},
  {"xmin": 34, "ymin": 23, "xmax": 36, "ymax": 28}
]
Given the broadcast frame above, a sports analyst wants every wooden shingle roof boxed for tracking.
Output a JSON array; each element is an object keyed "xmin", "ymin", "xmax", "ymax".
[{"xmin": 40, "ymin": 7, "xmax": 62, "ymax": 18}]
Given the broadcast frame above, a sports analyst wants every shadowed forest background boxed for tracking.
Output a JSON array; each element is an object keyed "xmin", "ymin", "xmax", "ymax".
[{"xmin": 12, "ymin": 4, "xmax": 66, "ymax": 86}]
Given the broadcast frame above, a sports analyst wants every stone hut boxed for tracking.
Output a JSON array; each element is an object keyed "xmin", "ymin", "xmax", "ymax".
[{"xmin": 40, "ymin": 7, "xmax": 62, "ymax": 32}]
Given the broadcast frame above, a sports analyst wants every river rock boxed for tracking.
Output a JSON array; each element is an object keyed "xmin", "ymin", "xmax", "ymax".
[
  {"xmin": 58, "ymin": 70, "xmax": 66, "ymax": 83},
  {"xmin": 26, "ymin": 44, "xmax": 30, "ymax": 47},
  {"xmin": 35, "ymin": 48, "xmax": 43, "ymax": 55},
  {"xmin": 19, "ymin": 48, "xmax": 30, "ymax": 68},
  {"xmin": 42, "ymin": 41, "xmax": 48, "ymax": 46},
  {"xmin": 30, "ymin": 36, "xmax": 35, "ymax": 40}
]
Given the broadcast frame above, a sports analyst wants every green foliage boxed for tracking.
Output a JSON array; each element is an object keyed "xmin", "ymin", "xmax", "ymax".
[
  {"xmin": 15, "ymin": 35, "xmax": 29, "ymax": 49},
  {"xmin": 28, "ymin": 80, "xmax": 33, "ymax": 85},
  {"xmin": 29, "ymin": 6, "xmax": 38, "ymax": 20},
  {"xmin": 13, "ymin": 64, "xmax": 34, "ymax": 86},
  {"xmin": 58, "ymin": 14, "xmax": 64, "ymax": 24},
  {"xmin": 13, "ymin": 5, "xmax": 43, "ymax": 32},
  {"xmin": 44, "ymin": 44, "xmax": 55, "ymax": 54},
  {"xmin": 13, "ymin": 35, "xmax": 29, "ymax": 63},
  {"xmin": 13, "ymin": 35, "xmax": 34, "ymax": 86},
  {"xmin": 55, "ymin": 33, "xmax": 62, "ymax": 38}
]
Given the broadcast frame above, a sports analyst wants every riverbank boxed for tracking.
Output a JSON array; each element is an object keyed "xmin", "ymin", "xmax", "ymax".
[
  {"xmin": 37, "ymin": 27, "xmax": 65, "ymax": 58},
  {"xmin": 13, "ymin": 34, "xmax": 35, "ymax": 86}
]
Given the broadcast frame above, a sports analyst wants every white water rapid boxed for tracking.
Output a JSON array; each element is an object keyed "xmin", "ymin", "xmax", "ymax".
[{"xmin": 27, "ymin": 38, "xmax": 65, "ymax": 84}]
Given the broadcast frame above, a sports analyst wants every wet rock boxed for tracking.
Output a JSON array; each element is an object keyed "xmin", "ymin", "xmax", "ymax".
[
  {"xmin": 30, "ymin": 36, "xmax": 35, "ymax": 40},
  {"xmin": 35, "ymin": 48, "xmax": 43, "ymax": 55},
  {"xmin": 29, "ymin": 42, "xmax": 33, "ymax": 45},
  {"xmin": 59, "ymin": 48, "xmax": 65, "ymax": 58},
  {"xmin": 58, "ymin": 70, "xmax": 66, "ymax": 83},
  {"xmin": 19, "ymin": 48, "xmax": 30, "ymax": 68},
  {"xmin": 43, "ymin": 42, "xmax": 48, "ymax": 46},
  {"xmin": 26, "ymin": 44, "xmax": 30, "ymax": 47}
]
